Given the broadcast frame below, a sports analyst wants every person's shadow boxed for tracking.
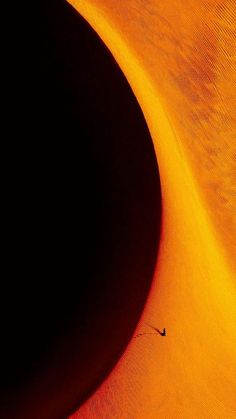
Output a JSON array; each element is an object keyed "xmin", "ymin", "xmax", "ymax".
[{"xmin": 147, "ymin": 324, "xmax": 166, "ymax": 336}]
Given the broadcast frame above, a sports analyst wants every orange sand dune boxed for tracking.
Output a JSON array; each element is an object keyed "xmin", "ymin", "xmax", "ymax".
[{"xmin": 68, "ymin": 1, "xmax": 236, "ymax": 417}]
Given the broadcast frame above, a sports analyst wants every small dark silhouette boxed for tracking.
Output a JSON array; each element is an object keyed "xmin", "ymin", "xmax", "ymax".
[
  {"xmin": 147, "ymin": 324, "xmax": 166, "ymax": 336},
  {"xmin": 134, "ymin": 324, "xmax": 166, "ymax": 339},
  {"xmin": 161, "ymin": 328, "xmax": 166, "ymax": 336}
]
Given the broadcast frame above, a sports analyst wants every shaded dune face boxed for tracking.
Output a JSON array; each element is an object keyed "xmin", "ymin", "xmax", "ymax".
[{"xmin": 0, "ymin": 0, "xmax": 161, "ymax": 418}]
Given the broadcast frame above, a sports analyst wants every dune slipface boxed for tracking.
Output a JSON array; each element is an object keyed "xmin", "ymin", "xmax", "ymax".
[{"xmin": 0, "ymin": 2, "xmax": 162, "ymax": 418}]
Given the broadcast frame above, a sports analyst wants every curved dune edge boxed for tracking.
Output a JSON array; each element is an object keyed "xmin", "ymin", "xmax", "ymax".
[{"xmin": 68, "ymin": 1, "xmax": 236, "ymax": 418}]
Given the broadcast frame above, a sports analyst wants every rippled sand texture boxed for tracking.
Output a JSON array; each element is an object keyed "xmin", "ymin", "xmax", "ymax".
[{"xmin": 68, "ymin": 1, "xmax": 236, "ymax": 418}]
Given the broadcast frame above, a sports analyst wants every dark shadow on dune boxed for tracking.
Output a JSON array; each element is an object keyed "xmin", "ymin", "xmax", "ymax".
[{"xmin": 0, "ymin": 1, "xmax": 162, "ymax": 417}]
